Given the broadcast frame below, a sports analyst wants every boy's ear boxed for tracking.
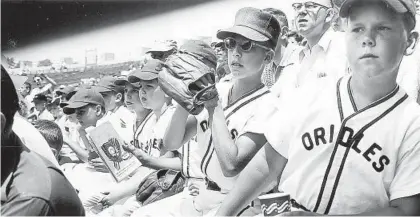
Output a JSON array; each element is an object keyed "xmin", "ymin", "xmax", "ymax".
[
  {"xmin": 95, "ymin": 105, "xmax": 103, "ymax": 116},
  {"xmin": 281, "ymin": 26, "xmax": 289, "ymax": 37},
  {"xmin": 405, "ymin": 31, "xmax": 419, "ymax": 56},
  {"xmin": 115, "ymin": 93, "xmax": 123, "ymax": 103}
]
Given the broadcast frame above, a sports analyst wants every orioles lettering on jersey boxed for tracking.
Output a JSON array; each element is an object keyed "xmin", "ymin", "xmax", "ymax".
[
  {"xmin": 200, "ymin": 120, "xmax": 238, "ymax": 140},
  {"xmin": 301, "ymin": 125, "xmax": 390, "ymax": 172},
  {"xmin": 130, "ymin": 138, "xmax": 162, "ymax": 154}
]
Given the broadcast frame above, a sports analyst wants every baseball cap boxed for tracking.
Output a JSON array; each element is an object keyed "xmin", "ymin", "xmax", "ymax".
[
  {"xmin": 32, "ymin": 94, "xmax": 48, "ymax": 102},
  {"xmin": 95, "ymin": 76, "xmax": 124, "ymax": 93},
  {"xmin": 216, "ymin": 7, "xmax": 280, "ymax": 48},
  {"xmin": 47, "ymin": 97, "xmax": 61, "ymax": 107},
  {"xmin": 146, "ymin": 40, "xmax": 178, "ymax": 53},
  {"xmin": 114, "ymin": 75, "xmax": 141, "ymax": 88},
  {"xmin": 339, "ymin": 0, "xmax": 417, "ymax": 29},
  {"xmin": 128, "ymin": 59, "xmax": 164, "ymax": 83},
  {"xmin": 180, "ymin": 39, "xmax": 217, "ymax": 69},
  {"xmin": 63, "ymin": 87, "xmax": 105, "ymax": 114},
  {"xmin": 56, "ymin": 86, "xmax": 76, "ymax": 96}
]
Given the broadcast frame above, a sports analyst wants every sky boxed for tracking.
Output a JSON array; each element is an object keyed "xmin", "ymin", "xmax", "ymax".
[{"xmin": 3, "ymin": 0, "xmax": 295, "ymax": 63}]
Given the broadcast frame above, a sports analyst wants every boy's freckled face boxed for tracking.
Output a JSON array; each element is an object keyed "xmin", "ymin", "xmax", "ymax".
[{"xmin": 345, "ymin": 2, "xmax": 410, "ymax": 79}]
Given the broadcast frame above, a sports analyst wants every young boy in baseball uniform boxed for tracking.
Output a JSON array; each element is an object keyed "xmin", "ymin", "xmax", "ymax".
[
  {"xmin": 133, "ymin": 7, "xmax": 281, "ymax": 216},
  {"xmin": 84, "ymin": 59, "xmax": 182, "ymax": 216},
  {"xmin": 217, "ymin": 0, "xmax": 420, "ymax": 215}
]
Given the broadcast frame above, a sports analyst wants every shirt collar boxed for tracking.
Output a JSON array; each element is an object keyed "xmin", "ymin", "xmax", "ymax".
[{"xmin": 300, "ymin": 28, "xmax": 336, "ymax": 58}]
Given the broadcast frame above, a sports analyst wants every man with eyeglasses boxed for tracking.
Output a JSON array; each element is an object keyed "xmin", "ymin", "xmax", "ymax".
[{"xmin": 270, "ymin": 0, "xmax": 348, "ymax": 98}]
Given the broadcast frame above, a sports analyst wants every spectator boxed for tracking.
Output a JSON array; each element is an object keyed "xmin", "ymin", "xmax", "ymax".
[
  {"xmin": 30, "ymin": 94, "xmax": 55, "ymax": 121},
  {"xmin": 216, "ymin": 0, "xmax": 420, "ymax": 215},
  {"xmin": 262, "ymin": 7, "xmax": 301, "ymax": 88},
  {"xmin": 83, "ymin": 59, "xmax": 179, "ymax": 216},
  {"xmin": 62, "ymin": 87, "xmax": 107, "ymax": 163},
  {"xmin": 1, "ymin": 66, "xmax": 85, "ymax": 216},
  {"xmin": 30, "ymin": 73, "xmax": 57, "ymax": 97},
  {"xmin": 94, "ymin": 76, "xmax": 134, "ymax": 129},
  {"xmin": 34, "ymin": 120, "xmax": 64, "ymax": 160},
  {"xmin": 270, "ymin": 0, "xmax": 348, "ymax": 98},
  {"xmin": 135, "ymin": 8, "xmax": 279, "ymax": 216},
  {"xmin": 212, "ymin": 41, "xmax": 232, "ymax": 82}
]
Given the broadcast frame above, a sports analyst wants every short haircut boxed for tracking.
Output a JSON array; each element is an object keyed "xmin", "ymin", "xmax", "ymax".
[
  {"xmin": 1, "ymin": 66, "xmax": 20, "ymax": 130},
  {"xmin": 348, "ymin": 0, "xmax": 416, "ymax": 32},
  {"xmin": 34, "ymin": 120, "xmax": 63, "ymax": 153},
  {"xmin": 24, "ymin": 82, "xmax": 31, "ymax": 90},
  {"xmin": 263, "ymin": 8, "xmax": 289, "ymax": 28}
]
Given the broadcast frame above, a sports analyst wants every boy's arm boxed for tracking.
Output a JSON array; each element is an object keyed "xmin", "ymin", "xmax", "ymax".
[
  {"xmin": 216, "ymin": 143, "xmax": 287, "ymax": 216},
  {"xmin": 206, "ymin": 102, "xmax": 268, "ymax": 177},
  {"xmin": 163, "ymin": 104, "xmax": 197, "ymax": 151},
  {"xmin": 124, "ymin": 145, "xmax": 182, "ymax": 171},
  {"xmin": 62, "ymin": 138, "xmax": 89, "ymax": 162}
]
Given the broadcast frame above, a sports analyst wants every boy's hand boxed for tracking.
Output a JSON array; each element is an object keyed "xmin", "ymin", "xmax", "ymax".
[
  {"xmin": 88, "ymin": 157, "xmax": 108, "ymax": 173},
  {"xmin": 100, "ymin": 191, "xmax": 124, "ymax": 207},
  {"xmin": 122, "ymin": 142, "xmax": 147, "ymax": 161},
  {"xmin": 188, "ymin": 183, "xmax": 200, "ymax": 196},
  {"xmin": 203, "ymin": 96, "xmax": 220, "ymax": 113}
]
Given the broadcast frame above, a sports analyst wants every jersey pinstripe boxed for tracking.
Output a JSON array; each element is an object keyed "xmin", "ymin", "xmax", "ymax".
[
  {"xmin": 132, "ymin": 106, "xmax": 175, "ymax": 158},
  {"xmin": 263, "ymin": 75, "xmax": 420, "ymax": 215},
  {"xmin": 195, "ymin": 82, "xmax": 270, "ymax": 191}
]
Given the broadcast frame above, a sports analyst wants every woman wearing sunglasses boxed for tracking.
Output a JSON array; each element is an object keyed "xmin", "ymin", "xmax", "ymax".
[{"xmin": 140, "ymin": 7, "xmax": 282, "ymax": 217}]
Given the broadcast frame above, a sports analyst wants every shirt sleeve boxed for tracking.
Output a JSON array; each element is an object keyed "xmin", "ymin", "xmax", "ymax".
[
  {"xmin": 1, "ymin": 197, "xmax": 53, "ymax": 216},
  {"xmin": 389, "ymin": 124, "xmax": 420, "ymax": 200}
]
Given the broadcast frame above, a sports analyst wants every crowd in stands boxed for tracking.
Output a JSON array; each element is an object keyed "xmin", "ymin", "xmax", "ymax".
[{"xmin": 2, "ymin": 0, "xmax": 420, "ymax": 216}]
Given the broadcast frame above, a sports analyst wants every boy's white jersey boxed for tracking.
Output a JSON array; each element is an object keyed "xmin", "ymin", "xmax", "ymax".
[
  {"xmin": 262, "ymin": 75, "xmax": 420, "ymax": 215},
  {"xmin": 181, "ymin": 139, "xmax": 205, "ymax": 179},
  {"xmin": 195, "ymin": 82, "xmax": 271, "ymax": 191},
  {"xmin": 133, "ymin": 106, "xmax": 175, "ymax": 158}
]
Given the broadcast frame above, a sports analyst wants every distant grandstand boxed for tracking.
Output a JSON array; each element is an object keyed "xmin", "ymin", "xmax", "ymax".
[{"xmin": 25, "ymin": 60, "xmax": 141, "ymax": 86}]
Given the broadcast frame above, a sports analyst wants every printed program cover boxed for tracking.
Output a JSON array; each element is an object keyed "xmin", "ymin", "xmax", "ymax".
[{"xmin": 88, "ymin": 121, "xmax": 141, "ymax": 182}]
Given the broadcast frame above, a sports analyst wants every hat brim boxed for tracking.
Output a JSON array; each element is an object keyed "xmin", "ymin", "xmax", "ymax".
[
  {"xmin": 146, "ymin": 46, "xmax": 174, "ymax": 53},
  {"xmin": 94, "ymin": 85, "xmax": 113, "ymax": 93},
  {"xmin": 59, "ymin": 102, "xmax": 69, "ymax": 108},
  {"xmin": 114, "ymin": 79, "xmax": 129, "ymax": 86},
  {"xmin": 339, "ymin": 0, "xmax": 408, "ymax": 17},
  {"xmin": 217, "ymin": 26, "xmax": 269, "ymax": 42},
  {"xmin": 47, "ymin": 98, "xmax": 61, "ymax": 106},
  {"xmin": 64, "ymin": 101, "xmax": 89, "ymax": 110},
  {"xmin": 128, "ymin": 72, "xmax": 158, "ymax": 82}
]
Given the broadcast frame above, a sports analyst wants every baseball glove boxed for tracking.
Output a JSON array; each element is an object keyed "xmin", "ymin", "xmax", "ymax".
[
  {"xmin": 135, "ymin": 169, "xmax": 185, "ymax": 205},
  {"xmin": 158, "ymin": 51, "xmax": 218, "ymax": 115}
]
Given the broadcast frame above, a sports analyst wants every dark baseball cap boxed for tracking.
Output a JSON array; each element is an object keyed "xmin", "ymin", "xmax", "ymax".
[
  {"xmin": 95, "ymin": 76, "xmax": 120, "ymax": 93},
  {"xmin": 217, "ymin": 7, "xmax": 280, "ymax": 48},
  {"xmin": 56, "ymin": 86, "xmax": 76, "ymax": 96},
  {"xmin": 128, "ymin": 59, "xmax": 164, "ymax": 83},
  {"xmin": 340, "ymin": 0, "xmax": 417, "ymax": 29},
  {"xmin": 32, "ymin": 94, "xmax": 48, "ymax": 102},
  {"xmin": 63, "ymin": 87, "xmax": 105, "ymax": 114}
]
